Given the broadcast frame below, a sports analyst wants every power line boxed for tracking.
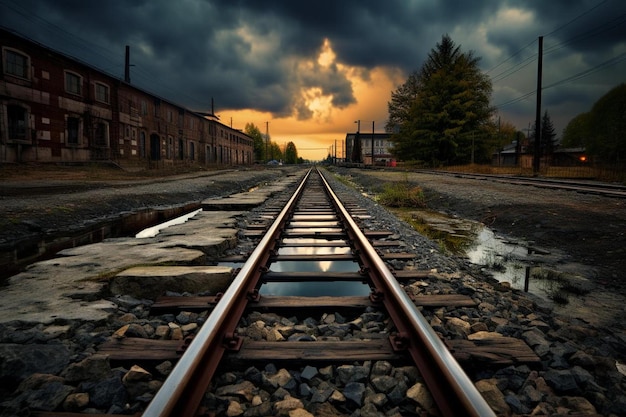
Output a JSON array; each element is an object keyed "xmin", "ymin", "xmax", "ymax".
[
  {"xmin": 486, "ymin": 1, "xmax": 618, "ymax": 84},
  {"xmin": 544, "ymin": 0, "xmax": 609, "ymax": 37},
  {"xmin": 494, "ymin": 49, "xmax": 626, "ymax": 108}
]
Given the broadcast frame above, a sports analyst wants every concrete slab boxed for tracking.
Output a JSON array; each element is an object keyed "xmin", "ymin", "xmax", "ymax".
[
  {"xmin": 202, "ymin": 175, "xmax": 301, "ymax": 210},
  {"xmin": 110, "ymin": 265, "xmax": 234, "ymax": 299},
  {"xmin": 153, "ymin": 211, "xmax": 241, "ymax": 257},
  {"xmin": 0, "ymin": 211, "xmax": 243, "ymax": 324}
]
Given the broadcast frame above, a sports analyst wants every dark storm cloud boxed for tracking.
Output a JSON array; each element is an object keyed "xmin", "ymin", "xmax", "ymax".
[{"xmin": 1, "ymin": 0, "xmax": 624, "ymax": 129}]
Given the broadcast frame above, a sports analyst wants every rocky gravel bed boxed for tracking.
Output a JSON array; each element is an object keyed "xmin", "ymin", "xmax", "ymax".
[{"xmin": 1, "ymin": 167, "xmax": 625, "ymax": 416}]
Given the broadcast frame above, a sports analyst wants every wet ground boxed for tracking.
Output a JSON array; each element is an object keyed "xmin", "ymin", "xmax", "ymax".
[{"xmin": 331, "ymin": 167, "xmax": 626, "ymax": 329}]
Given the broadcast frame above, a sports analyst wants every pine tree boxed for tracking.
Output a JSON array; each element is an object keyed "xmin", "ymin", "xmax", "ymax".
[
  {"xmin": 529, "ymin": 111, "xmax": 557, "ymax": 155},
  {"xmin": 387, "ymin": 35, "xmax": 493, "ymax": 165}
]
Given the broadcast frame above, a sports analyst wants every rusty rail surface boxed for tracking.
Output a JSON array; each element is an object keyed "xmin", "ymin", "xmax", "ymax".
[{"xmin": 142, "ymin": 167, "xmax": 495, "ymax": 417}]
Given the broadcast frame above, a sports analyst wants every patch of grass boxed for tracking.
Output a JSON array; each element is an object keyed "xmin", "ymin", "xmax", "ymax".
[
  {"xmin": 377, "ymin": 181, "xmax": 425, "ymax": 208},
  {"xmin": 533, "ymin": 268, "xmax": 566, "ymax": 303}
]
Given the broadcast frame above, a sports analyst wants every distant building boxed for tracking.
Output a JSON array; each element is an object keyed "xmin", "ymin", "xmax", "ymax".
[
  {"xmin": 492, "ymin": 140, "xmax": 588, "ymax": 168},
  {"xmin": 344, "ymin": 132, "xmax": 395, "ymax": 166},
  {"xmin": 0, "ymin": 28, "xmax": 253, "ymax": 167}
]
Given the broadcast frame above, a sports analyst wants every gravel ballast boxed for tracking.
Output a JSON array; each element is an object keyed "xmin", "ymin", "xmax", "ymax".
[{"xmin": 0, "ymin": 165, "xmax": 625, "ymax": 416}]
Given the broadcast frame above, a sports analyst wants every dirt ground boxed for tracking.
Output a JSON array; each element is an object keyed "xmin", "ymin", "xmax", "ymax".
[
  {"xmin": 2, "ymin": 163, "xmax": 625, "ymax": 308},
  {"xmin": 331, "ymin": 168, "xmax": 626, "ymax": 293}
]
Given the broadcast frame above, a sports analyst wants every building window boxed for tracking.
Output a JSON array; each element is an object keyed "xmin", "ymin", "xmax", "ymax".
[
  {"xmin": 94, "ymin": 122, "xmax": 108, "ymax": 147},
  {"xmin": 7, "ymin": 105, "xmax": 28, "ymax": 140},
  {"xmin": 140, "ymin": 131, "xmax": 146, "ymax": 158},
  {"xmin": 65, "ymin": 71, "xmax": 82, "ymax": 95},
  {"xmin": 141, "ymin": 100, "xmax": 148, "ymax": 115},
  {"xmin": 67, "ymin": 116, "xmax": 80, "ymax": 145},
  {"xmin": 95, "ymin": 82, "xmax": 109, "ymax": 103},
  {"xmin": 4, "ymin": 49, "xmax": 30, "ymax": 79}
]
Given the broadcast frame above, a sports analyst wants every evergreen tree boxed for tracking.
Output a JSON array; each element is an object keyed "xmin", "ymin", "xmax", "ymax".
[
  {"xmin": 529, "ymin": 111, "xmax": 557, "ymax": 155},
  {"xmin": 387, "ymin": 35, "xmax": 493, "ymax": 166}
]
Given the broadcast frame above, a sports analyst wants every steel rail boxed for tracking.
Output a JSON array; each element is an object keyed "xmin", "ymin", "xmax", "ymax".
[
  {"xmin": 421, "ymin": 169, "xmax": 626, "ymax": 198},
  {"xmin": 318, "ymin": 167, "xmax": 496, "ymax": 417},
  {"xmin": 141, "ymin": 168, "xmax": 312, "ymax": 417}
]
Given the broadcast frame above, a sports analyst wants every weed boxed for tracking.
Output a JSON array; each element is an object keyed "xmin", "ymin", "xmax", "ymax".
[{"xmin": 377, "ymin": 181, "xmax": 425, "ymax": 208}]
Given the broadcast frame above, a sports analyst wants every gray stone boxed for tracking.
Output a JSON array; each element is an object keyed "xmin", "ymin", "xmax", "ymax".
[
  {"xmin": 300, "ymin": 365, "xmax": 318, "ymax": 381},
  {"xmin": 310, "ymin": 387, "xmax": 333, "ymax": 403},
  {"xmin": 81, "ymin": 375, "xmax": 127, "ymax": 409},
  {"xmin": 61, "ymin": 354, "xmax": 111, "ymax": 383},
  {"xmin": 370, "ymin": 375, "xmax": 396, "ymax": 394},
  {"xmin": 343, "ymin": 382, "xmax": 365, "ymax": 407},
  {"xmin": 543, "ymin": 369, "xmax": 579, "ymax": 394},
  {"xmin": 337, "ymin": 364, "xmax": 369, "ymax": 385},
  {"xmin": 11, "ymin": 381, "xmax": 74, "ymax": 412},
  {"xmin": 370, "ymin": 361, "xmax": 392, "ymax": 377},
  {"xmin": 387, "ymin": 380, "xmax": 408, "ymax": 405},
  {"xmin": 0, "ymin": 343, "xmax": 70, "ymax": 384},
  {"xmin": 494, "ymin": 365, "xmax": 530, "ymax": 391},
  {"xmin": 505, "ymin": 392, "xmax": 530, "ymax": 414}
]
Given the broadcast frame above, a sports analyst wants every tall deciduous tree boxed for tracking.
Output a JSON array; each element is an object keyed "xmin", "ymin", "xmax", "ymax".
[
  {"xmin": 562, "ymin": 112, "xmax": 592, "ymax": 148},
  {"xmin": 562, "ymin": 83, "xmax": 626, "ymax": 163},
  {"xmin": 244, "ymin": 123, "xmax": 265, "ymax": 162},
  {"xmin": 387, "ymin": 35, "xmax": 494, "ymax": 165},
  {"xmin": 284, "ymin": 141, "xmax": 298, "ymax": 164}
]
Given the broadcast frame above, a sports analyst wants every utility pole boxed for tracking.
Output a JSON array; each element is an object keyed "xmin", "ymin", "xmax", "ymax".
[
  {"xmin": 371, "ymin": 121, "xmax": 375, "ymax": 167},
  {"xmin": 265, "ymin": 121, "xmax": 269, "ymax": 162},
  {"xmin": 533, "ymin": 36, "xmax": 543, "ymax": 176},
  {"xmin": 124, "ymin": 45, "xmax": 131, "ymax": 83}
]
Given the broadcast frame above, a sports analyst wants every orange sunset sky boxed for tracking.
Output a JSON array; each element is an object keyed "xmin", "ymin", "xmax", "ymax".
[{"xmin": 220, "ymin": 40, "xmax": 404, "ymax": 161}]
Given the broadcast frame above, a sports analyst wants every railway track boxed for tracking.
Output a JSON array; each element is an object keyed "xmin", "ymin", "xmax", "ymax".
[
  {"xmin": 32, "ymin": 167, "xmax": 546, "ymax": 417},
  {"xmin": 115, "ymin": 167, "xmax": 494, "ymax": 416}
]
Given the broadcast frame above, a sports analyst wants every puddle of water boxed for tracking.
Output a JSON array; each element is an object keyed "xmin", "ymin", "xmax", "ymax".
[
  {"xmin": 270, "ymin": 260, "xmax": 359, "ymax": 273},
  {"xmin": 466, "ymin": 227, "xmax": 531, "ymax": 289},
  {"xmin": 277, "ymin": 247, "xmax": 352, "ymax": 255},
  {"xmin": 292, "ymin": 215, "xmax": 336, "ymax": 221},
  {"xmin": 135, "ymin": 209, "xmax": 202, "ymax": 238},
  {"xmin": 400, "ymin": 208, "xmax": 597, "ymax": 304},
  {"xmin": 286, "ymin": 228, "xmax": 343, "ymax": 234},
  {"xmin": 260, "ymin": 281, "xmax": 371, "ymax": 296},
  {"xmin": 282, "ymin": 238, "xmax": 348, "ymax": 245},
  {"xmin": 260, "ymin": 249, "xmax": 365, "ymax": 296},
  {"xmin": 289, "ymin": 221, "xmax": 339, "ymax": 228}
]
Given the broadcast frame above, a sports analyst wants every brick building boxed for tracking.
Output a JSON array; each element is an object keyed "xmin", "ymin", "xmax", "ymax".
[
  {"xmin": 0, "ymin": 28, "xmax": 253, "ymax": 167},
  {"xmin": 344, "ymin": 132, "xmax": 395, "ymax": 166}
]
